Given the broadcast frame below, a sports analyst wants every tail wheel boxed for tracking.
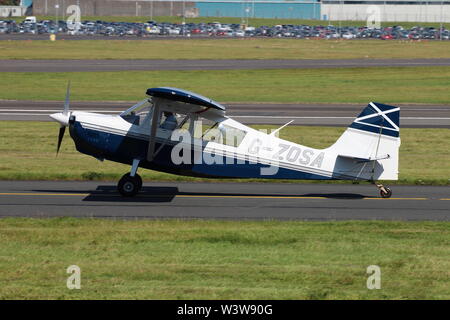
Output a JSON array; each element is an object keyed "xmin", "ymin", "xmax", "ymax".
[
  {"xmin": 380, "ymin": 187, "xmax": 392, "ymax": 199},
  {"xmin": 118, "ymin": 173, "xmax": 142, "ymax": 197}
]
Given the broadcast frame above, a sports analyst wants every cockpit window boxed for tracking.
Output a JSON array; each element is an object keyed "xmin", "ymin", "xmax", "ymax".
[
  {"xmin": 121, "ymin": 100, "xmax": 246, "ymax": 147},
  {"xmin": 121, "ymin": 99, "xmax": 153, "ymax": 125}
]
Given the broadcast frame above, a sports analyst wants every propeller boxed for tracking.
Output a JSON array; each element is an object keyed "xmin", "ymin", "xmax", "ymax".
[
  {"xmin": 56, "ymin": 126, "xmax": 66, "ymax": 155},
  {"xmin": 52, "ymin": 81, "xmax": 71, "ymax": 155}
]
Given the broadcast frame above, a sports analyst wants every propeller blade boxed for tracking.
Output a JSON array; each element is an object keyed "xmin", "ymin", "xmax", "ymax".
[
  {"xmin": 63, "ymin": 80, "xmax": 71, "ymax": 116},
  {"xmin": 56, "ymin": 126, "xmax": 66, "ymax": 155}
]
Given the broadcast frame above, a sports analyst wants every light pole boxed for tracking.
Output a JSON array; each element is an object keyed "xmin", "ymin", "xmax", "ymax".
[
  {"xmin": 313, "ymin": 1, "xmax": 315, "ymax": 20},
  {"xmin": 241, "ymin": 1, "xmax": 245, "ymax": 25},
  {"xmin": 339, "ymin": 0, "xmax": 343, "ymax": 38},
  {"xmin": 55, "ymin": 2, "xmax": 59, "ymax": 33},
  {"xmin": 182, "ymin": 0, "xmax": 186, "ymax": 36},
  {"xmin": 150, "ymin": 0, "xmax": 153, "ymax": 21},
  {"xmin": 252, "ymin": 0, "xmax": 255, "ymax": 19},
  {"xmin": 245, "ymin": 7, "xmax": 250, "ymax": 26},
  {"xmin": 440, "ymin": 0, "xmax": 444, "ymax": 40},
  {"xmin": 183, "ymin": 0, "xmax": 186, "ymax": 24}
]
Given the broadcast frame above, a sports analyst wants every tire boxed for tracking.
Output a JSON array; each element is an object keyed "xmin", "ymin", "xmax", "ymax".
[
  {"xmin": 134, "ymin": 173, "xmax": 143, "ymax": 190},
  {"xmin": 118, "ymin": 173, "xmax": 141, "ymax": 197},
  {"xmin": 120, "ymin": 173, "xmax": 142, "ymax": 189},
  {"xmin": 380, "ymin": 187, "xmax": 392, "ymax": 199}
]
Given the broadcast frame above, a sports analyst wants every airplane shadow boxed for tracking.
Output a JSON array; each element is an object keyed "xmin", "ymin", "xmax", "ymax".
[
  {"xmin": 84, "ymin": 186, "xmax": 179, "ymax": 202},
  {"xmin": 33, "ymin": 185, "xmax": 369, "ymax": 203}
]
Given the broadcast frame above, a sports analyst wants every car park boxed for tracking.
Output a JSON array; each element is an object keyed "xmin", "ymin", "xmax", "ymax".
[{"xmin": 2, "ymin": 18, "xmax": 448, "ymax": 41}]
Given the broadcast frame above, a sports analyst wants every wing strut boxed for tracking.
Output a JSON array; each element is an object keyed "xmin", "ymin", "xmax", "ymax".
[
  {"xmin": 152, "ymin": 114, "xmax": 190, "ymax": 159},
  {"xmin": 147, "ymin": 103, "xmax": 160, "ymax": 162}
]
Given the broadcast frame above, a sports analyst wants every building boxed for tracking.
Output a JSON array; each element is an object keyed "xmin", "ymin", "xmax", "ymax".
[
  {"xmin": 0, "ymin": 5, "xmax": 27, "ymax": 17},
  {"xmin": 195, "ymin": 1, "xmax": 321, "ymax": 20},
  {"xmin": 32, "ymin": 0, "xmax": 195, "ymax": 17},
  {"xmin": 321, "ymin": 0, "xmax": 450, "ymax": 23},
  {"xmin": 0, "ymin": 0, "xmax": 30, "ymax": 17},
  {"xmin": 31, "ymin": 0, "xmax": 321, "ymax": 19},
  {"xmin": 28, "ymin": 0, "xmax": 450, "ymax": 23}
]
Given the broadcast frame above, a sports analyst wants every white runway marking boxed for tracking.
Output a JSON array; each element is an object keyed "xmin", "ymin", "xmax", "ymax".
[
  {"xmin": 232, "ymin": 116, "xmax": 450, "ymax": 120},
  {"xmin": 0, "ymin": 111, "xmax": 449, "ymax": 121},
  {"xmin": 0, "ymin": 109, "xmax": 120, "ymax": 113}
]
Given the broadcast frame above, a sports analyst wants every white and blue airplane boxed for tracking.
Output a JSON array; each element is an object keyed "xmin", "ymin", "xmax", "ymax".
[{"xmin": 50, "ymin": 84, "xmax": 400, "ymax": 198}]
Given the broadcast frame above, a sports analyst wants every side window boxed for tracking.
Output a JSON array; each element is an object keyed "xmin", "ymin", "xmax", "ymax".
[
  {"xmin": 194, "ymin": 120, "xmax": 220, "ymax": 143},
  {"xmin": 159, "ymin": 112, "xmax": 189, "ymax": 132},
  {"xmin": 174, "ymin": 115, "xmax": 190, "ymax": 134},
  {"xmin": 193, "ymin": 121, "xmax": 247, "ymax": 148},
  {"xmin": 220, "ymin": 124, "xmax": 247, "ymax": 147}
]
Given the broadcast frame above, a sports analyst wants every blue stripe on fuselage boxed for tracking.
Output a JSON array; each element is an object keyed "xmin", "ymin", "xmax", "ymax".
[{"xmin": 69, "ymin": 121, "xmax": 333, "ymax": 180}]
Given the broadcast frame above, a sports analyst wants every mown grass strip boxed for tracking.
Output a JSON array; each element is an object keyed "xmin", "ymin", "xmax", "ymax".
[
  {"xmin": 0, "ymin": 218, "xmax": 449, "ymax": 299},
  {"xmin": 1, "ymin": 38, "xmax": 450, "ymax": 60},
  {"xmin": 1, "ymin": 67, "xmax": 449, "ymax": 104}
]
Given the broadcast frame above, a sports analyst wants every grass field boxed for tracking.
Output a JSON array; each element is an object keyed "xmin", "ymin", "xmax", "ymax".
[
  {"xmin": 1, "ymin": 67, "xmax": 450, "ymax": 104},
  {"xmin": 1, "ymin": 38, "xmax": 450, "ymax": 60},
  {"xmin": 0, "ymin": 218, "xmax": 449, "ymax": 299},
  {"xmin": 0, "ymin": 121, "xmax": 448, "ymax": 185},
  {"xmin": 9, "ymin": 15, "xmax": 450, "ymax": 29}
]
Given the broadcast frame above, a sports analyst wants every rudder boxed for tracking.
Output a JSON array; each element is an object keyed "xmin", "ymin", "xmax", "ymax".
[{"xmin": 349, "ymin": 102, "xmax": 400, "ymax": 138}]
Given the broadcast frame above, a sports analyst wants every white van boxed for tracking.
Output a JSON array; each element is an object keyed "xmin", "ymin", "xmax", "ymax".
[{"xmin": 24, "ymin": 16, "xmax": 37, "ymax": 24}]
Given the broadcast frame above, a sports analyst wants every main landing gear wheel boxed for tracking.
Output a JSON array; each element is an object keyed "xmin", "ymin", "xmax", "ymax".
[
  {"xmin": 380, "ymin": 187, "xmax": 392, "ymax": 199},
  {"xmin": 118, "ymin": 173, "xmax": 142, "ymax": 197}
]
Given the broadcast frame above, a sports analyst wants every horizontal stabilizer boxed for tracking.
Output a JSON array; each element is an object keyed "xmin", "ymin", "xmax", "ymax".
[{"xmin": 338, "ymin": 154, "xmax": 390, "ymax": 162}]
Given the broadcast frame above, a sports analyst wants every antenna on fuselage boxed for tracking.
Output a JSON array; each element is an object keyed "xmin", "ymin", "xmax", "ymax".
[{"xmin": 269, "ymin": 120, "xmax": 294, "ymax": 137}]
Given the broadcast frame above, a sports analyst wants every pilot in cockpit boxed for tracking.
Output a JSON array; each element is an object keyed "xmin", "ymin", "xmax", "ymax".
[{"xmin": 160, "ymin": 112, "xmax": 178, "ymax": 131}]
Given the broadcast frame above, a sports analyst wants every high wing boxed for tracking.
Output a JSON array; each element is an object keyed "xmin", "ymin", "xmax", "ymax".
[{"xmin": 146, "ymin": 87, "xmax": 226, "ymax": 119}]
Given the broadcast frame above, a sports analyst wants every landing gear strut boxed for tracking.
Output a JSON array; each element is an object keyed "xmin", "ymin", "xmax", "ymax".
[
  {"xmin": 118, "ymin": 159, "xmax": 142, "ymax": 197},
  {"xmin": 374, "ymin": 182, "xmax": 392, "ymax": 198}
]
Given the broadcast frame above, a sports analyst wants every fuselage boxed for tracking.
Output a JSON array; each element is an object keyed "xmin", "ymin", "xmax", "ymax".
[{"xmin": 67, "ymin": 111, "xmax": 379, "ymax": 181}]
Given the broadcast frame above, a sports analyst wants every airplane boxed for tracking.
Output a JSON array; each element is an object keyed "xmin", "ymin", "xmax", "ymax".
[{"xmin": 50, "ymin": 83, "xmax": 400, "ymax": 198}]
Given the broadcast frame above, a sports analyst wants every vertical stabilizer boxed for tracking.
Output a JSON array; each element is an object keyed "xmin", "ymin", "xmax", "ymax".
[{"xmin": 327, "ymin": 102, "xmax": 401, "ymax": 180}]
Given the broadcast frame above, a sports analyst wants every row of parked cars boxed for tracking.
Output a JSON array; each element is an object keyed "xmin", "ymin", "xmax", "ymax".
[{"xmin": 0, "ymin": 18, "xmax": 449, "ymax": 40}]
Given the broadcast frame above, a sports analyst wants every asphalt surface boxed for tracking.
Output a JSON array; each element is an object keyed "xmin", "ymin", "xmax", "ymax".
[
  {"xmin": 0, "ymin": 181, "xmax": 448, "ymax": 220},
  {"xmin": 1, "ymin": 100, "xmax": 449, "ymax": 127},
  {"xmin": 2, "ymin": 58, "xmax": 450, "ymax": 72}
]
